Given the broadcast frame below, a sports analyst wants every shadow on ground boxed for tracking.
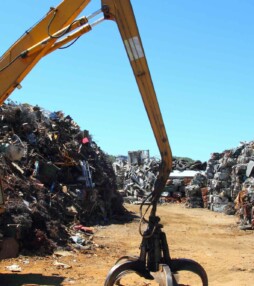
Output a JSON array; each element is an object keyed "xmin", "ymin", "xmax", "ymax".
[
  {"xmin": 0, "ymin": 273, "xmax": 65, "ymax": 286},
  {"xmin": 109, "ymin": 209, "xmax": 141, "ymax": 225}
]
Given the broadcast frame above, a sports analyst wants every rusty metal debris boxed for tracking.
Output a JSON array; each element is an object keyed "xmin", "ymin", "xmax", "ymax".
[
  {"xmin": 168, "ymin": 143, "xmax": 254, "ymax": 230},
  {"xmin": 206, "ymin": 143, "xmax": 254, "ymax": 229},
  {"xmin": 0, "ymin": 101, "xmax": 126, "ymax": 258},
  {"xmin": 1, "ymin": 100, "xmax": 254, "ymax": 261},
  {"xmin": 113, "ymin": 142, "xmax": 254, "ymax": 231},
  {"xmin": 113, "ymin": 151, "xmax": 159, "ymax": 204},
  {"xmin": 113, "ymin": 151, "xmax": 207, "ymax": 205}
]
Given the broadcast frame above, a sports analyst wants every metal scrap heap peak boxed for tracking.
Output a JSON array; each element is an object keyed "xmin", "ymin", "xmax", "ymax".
[{"xmin": 0, "ymin": 101, "xmax": 125, "ymax": 258}]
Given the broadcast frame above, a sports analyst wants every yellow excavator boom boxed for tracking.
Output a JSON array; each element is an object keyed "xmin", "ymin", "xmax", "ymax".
[
  {"xmin": 0, "ymin": 0, "xmax": 91, "ymax": 102},
  {"xmin": 0, "ymin": 0, "xmax": 172, "ymax": 199},
  {"xmin": 0, "ymin": 2, "xmax": 210, "ymax": 284}
]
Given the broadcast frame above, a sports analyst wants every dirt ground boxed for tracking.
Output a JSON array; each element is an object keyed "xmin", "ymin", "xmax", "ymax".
[{"xmin": 0, "ymin": 203, "xmax": 253, "ymax": 286}]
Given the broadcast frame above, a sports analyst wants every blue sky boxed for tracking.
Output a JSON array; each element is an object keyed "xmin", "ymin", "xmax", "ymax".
[{"xmin": 1, "ymin": 1, "xmax": 254, "ymax": 162}]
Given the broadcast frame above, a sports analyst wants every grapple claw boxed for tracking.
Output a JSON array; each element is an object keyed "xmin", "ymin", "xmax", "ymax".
[
  {"xmin": 104, "ymin": 201, "xmax": 208, "ymax": 285},
  {"xmin": 104, "ymin": 258, "xmax": 153, "ymax": 286}
]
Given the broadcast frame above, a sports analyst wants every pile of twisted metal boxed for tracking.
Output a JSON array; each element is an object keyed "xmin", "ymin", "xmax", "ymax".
[{"xmin": 0, "ymin": 101, "xmax": 126, "ymax": 258}]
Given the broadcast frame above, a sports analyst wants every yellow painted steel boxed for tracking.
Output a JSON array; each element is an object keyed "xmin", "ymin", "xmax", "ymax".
[
  {"xmin": 45, "ymin": 24, "xmax": 92, "ymax": 56},
  {"xmin": 21, "ymin": 16, "xmax": 90, "ymax": 58},
  {"xmin": 102, "ymin": 0, "xmax": 172, "ymax": 188},
  {"xmin": 0, "ymin": 0, "xmax": 90, "ymax": 103}
]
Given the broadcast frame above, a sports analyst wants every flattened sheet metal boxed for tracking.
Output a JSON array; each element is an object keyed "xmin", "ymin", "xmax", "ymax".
[{"xmin": 246, "ymin": 160, "xmax": 254, "ymax": 177}]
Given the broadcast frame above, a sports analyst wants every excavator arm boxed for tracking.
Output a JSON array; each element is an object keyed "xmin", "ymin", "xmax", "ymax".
[
  {"xmin": 102, "ymin": 0, "xmax": 172, "ymax": 200},
  {"xmin": 0, "ymin": 1, "xmax": 208, "ymax": 284},
  {"xmin": 0, "ymin": 0, "xmax": 172, "ymax": 198},
  {"xmin": 0, "ymin": 0, "xmax": 91, "ymax": 103}
]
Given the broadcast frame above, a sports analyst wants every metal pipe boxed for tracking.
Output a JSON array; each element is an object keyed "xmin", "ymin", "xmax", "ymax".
[
  {"xmin": 90, "ymin": 17, "xmax": 105, "ymax": 28},
  {"xmin": 87, "ymin": 9, "xmax": 102, "ymax": 20}
]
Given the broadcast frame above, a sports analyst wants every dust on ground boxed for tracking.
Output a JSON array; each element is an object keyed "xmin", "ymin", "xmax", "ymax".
[{"xmin": 0, "ymin": 203, "xmax": 253, "ymax": 286}]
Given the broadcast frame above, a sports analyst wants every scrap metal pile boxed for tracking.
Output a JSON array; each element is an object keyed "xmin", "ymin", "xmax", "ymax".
[
  {"xmin": 113, "ymin": 143, "xmax": 254, "ymax": 230},
  {"xmin": 175, "ymin": 142, "xmax": 254, "ymax": 229},
  {"xmin": 185, "ymin": 173, "xmax": 207, "ymax": 208},
  {"xmin": 113, "ymin": 151, "xmax": 159, "ymax": 204},
  {"xmin": 0, "ymin": 101, "xmax": 125, "ymax": 257},
  {"xmin": 205, "ymin": 143, "xmax": 254, "ymax": 229},
  {"xmin": 113, "ymin": 151, "xmax": 207, "ymax": 204},
  {"xmin": 172, "ymin": 158, "xmax": 207, "ymax": 171}
]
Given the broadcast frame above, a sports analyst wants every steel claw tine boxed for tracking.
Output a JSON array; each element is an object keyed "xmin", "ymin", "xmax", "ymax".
[
  {"xmin": 152, "ymin": 264, "xmax": 178, "ymax": 286},
  {"xmin": 170, "ymin": 258, "xmax": 208, "ymax": 286},
  {"xmin": 114, "ymin": 255, "xmax": 140, "ymax": 265},
  {"xmin": 104, "ymin": 259, "xmax": 153, "ymax": 286}
]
